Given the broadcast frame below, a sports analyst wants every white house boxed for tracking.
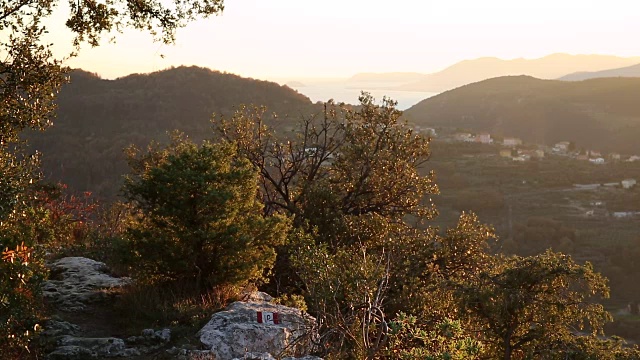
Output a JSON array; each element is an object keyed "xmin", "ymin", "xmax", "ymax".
[
  {"xmin": 553, "ymin": 141, "xmax": 571, "ymax": 153},
  {"xmin": 622, "ymin": 179, "xmax": 637, "ymax": 189},
  {"xmin": 503, "ymin": 137, "xmax": 522, "ymax": 147},
  {"xmin": 454, "ymin": 133, "xmax": 473, "ymax": 142},
  {"xmin": 475, "ymin": 133, "xmax": 493, "ymax": 144}
]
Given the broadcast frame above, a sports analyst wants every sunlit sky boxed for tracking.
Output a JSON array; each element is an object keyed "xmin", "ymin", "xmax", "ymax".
[{"xmin": 46, "ymin": 0, "xmax": 639, "ymax": 81}]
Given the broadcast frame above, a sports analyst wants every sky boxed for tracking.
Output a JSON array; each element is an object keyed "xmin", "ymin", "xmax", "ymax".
[{"xmin": 46, "ymin": 0, "xmax": 640, "ymax": 81}]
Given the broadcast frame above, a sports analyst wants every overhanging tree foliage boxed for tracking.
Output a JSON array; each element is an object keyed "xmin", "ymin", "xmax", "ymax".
[{"xmin": 1, "ymin": 0, "xmax": 226, "ymax": 354}]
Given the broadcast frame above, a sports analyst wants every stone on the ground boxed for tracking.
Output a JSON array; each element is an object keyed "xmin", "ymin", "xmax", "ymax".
[
  {"xmin": 55, "ymin": 335, "xmax": 134, "ymax": 357},
  {"xmin": 41, "ymin": 319, "xmax": 81, "ymax": 337},
  {"xmin": 167, "ymin": 349, "xmax": 323, "ymax": 360},
  {"xmin": 231, "ymin": 352, "xmax": 276, "ymax": 360},
  {"xmin": 197, "ymin": 295, "xmax": 317, "ymax": 359},
  {"xmin": 47, "ymin": 345, "xmax": 98, "ymax": 360},
  {"xmin": 126, "ymin": 328, "xmax": 171, "ymax": 348},
  {"xmin": 43, "ymin": 257, "xmax": 130, "ymax": 311},
  {"xmin": 46, "ymin": 328, "xmax": 172, "ymax": 359},
  {"xmin": 242, "ymin": 291, "xmax": 274, "ymax": 303}
]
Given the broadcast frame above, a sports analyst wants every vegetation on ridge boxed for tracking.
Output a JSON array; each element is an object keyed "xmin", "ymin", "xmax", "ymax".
[{"xmin": 405, "ymin": 76, "xmax": 640, "ymax": 154}]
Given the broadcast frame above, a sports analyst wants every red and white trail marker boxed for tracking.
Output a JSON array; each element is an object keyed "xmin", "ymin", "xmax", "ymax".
[{"xmin": 257, "ymin": 311, "xmax": 280, "ymax": 324}]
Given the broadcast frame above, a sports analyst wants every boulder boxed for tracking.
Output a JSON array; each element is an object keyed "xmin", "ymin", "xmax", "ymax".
[
  {"xmin": 41, "ymin": 319, "xmax": 81, "ymax": 337},
  {"xmin": 197, "ymin": 297, "xmax": 317, "ymax": 359},
  {"xmin": 43, "ymin": 257, "xmax": 130, "ymax": 311},
  {"xmin": 46, "ymin": 328, "xmax": 171, "ymax": 359},
  {"xmin": 55, "ymin": 335, "xmax": 131, "ymax": 357}
]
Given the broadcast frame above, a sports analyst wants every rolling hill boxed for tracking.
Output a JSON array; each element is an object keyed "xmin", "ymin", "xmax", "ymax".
[
  {"xmin": 377, "ymin": 54, "xmax": 640, "ymax": 92},
  {"xmin": 26, "ymin": 66, "xmax": 318, "ymax": 199},
  {"xmin": 404, "ymin": 76, "xmax": 640, "ymax": 154},
  {"xmin": 558, "ymin": 63, "xmax": 640, "ymax": 81}
]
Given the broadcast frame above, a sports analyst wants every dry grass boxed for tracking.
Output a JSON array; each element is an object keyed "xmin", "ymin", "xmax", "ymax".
[{"xmin": 114, "ymin": 280, "xmax": 242, "ymax": 334}]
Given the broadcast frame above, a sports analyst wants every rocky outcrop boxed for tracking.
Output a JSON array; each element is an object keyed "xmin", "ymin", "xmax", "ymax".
[
  {"xmin": 196, "ymin": 292, "xmax": 317, "ymax": 359},
  {"xmin": 42, "ymin": 258, "xmax": 321, "ymax": 359},
  {"xmin": 42, "ymin": 257, "xmax": 172, "ymax": 359},
  {"xmin": 46, "ymin": 328, "xmax": 171, "ymax": 359},
  {"xmin": 43, "ymin": 257, "xmax": 130, "ymax": 312}
]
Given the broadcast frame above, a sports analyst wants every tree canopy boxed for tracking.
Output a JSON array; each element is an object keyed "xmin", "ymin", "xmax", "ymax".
[{"xmin": 123, "ymin": 134, "xmax": 290, "ymax": 288}]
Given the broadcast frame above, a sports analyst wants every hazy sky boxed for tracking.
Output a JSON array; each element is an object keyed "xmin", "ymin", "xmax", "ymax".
[{"xmin": 46, "ymin": 0, "xmax": 639, "ymax": 80}]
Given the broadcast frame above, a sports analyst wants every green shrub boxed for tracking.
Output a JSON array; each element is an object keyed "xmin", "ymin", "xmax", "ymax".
[{"xmin": 123, "ymin": 134, "xmax": 290, "ymax": 290}]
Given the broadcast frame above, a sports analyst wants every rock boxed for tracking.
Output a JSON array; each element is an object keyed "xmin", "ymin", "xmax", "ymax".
[
  {"xmin": 126, "ymin": 328, "xmax": 171, "ymax": 348},
  {"xmin": 197, "ymin": 299, "xmax": 317, "ymax": 359},
  {"xmin": 43, "ymin": 257, "xmax": 130, "ymax": 311},
  {"xmin": 46, "ymin": 327, "xmax": 172, "ymax": 358},
  {"xmin": 41, "ymin": 319, "xmax": 81, "ymax": 337},
  {"xmin": 242, "ymin": 291, "xmax": 274, "ymax": 303},
  {"xmin": 168, "ymin": 348, "xmax": 323, "ymax": 360},
  {"xmin": 47, "ymin": 345, "xmax": 98, "ymax": 359},
  {"xmin": 231, "ymin": 352, "xmax": 276, "ymax": 360},
  {"xmin": 57, "ymin": 335, "xmax": 128, "ymax": 357}
]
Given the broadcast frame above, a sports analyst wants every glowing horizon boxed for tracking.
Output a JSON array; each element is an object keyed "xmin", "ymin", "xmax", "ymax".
[{"xmin": 44, "ymin": 0, "xmax": 640, "ymax": 81}]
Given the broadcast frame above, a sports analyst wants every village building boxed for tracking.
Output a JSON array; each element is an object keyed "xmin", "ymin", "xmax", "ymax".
[
  {"xmin": 553, "ymin": 141, "xmax": 571, "ymax": 153},
  {"xmin": 475, "ymin": 133, "xmax": 493, "ymax": 144},
  {"xmin": 454, "ymin": 133, "xmax": 473, "ymax": 142},
  {"xmin": 502, "ymin": 137, "xmax": 522, "ymax": 147},
  {"xmin": 622, "ymin": 179, "xmax": 637, "ymax": 189}
]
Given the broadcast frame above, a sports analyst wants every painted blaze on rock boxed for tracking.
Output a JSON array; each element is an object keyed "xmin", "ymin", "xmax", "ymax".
[
  {"xmin": 257, "ymin": 311, "xmax": 281, "ymax": 324},
  {"xmin": 197, "ymin": 299, "xmax": 316, "ymax": 359}
]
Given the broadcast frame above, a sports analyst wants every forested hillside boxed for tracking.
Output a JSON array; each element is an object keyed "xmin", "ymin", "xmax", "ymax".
[
  {"xmin": 405, "ymin": 76, "xmax": 640, "ymax": 153},
  {"xmin": 26, "ymin": 67, "xmax": 319, "ymax": 199}
]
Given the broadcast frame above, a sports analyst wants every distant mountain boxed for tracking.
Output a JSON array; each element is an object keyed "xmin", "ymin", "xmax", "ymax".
[
  {"xmin": 27, "ymin": 66, "xmax": 318, "ymax": 199},
  {"xmin": 404, "ymin": 76, "xmax": 640, "ymax": 154},
  {"xmin": 396, "ymin": 54, "xmax": 640, "ymax": 92},
  {"xmin": 558, "ymin": 63, "xmax": 640, "ymax": 81},
  {"xmin": 347, "ymin": 72, "xmax": 425, "ymax": 84}
]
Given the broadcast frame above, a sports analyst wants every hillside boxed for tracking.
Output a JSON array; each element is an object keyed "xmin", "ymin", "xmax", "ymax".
[
  {"xmin": 26, "ymin": 66, "xmax": 318, "ymax": 199},
  {"xmin": 559, "ymin": 63, "xmax": 640, "ymax": 81},
  {"xmin": 404, "ymin": 76, "xmax": 640, "ymax": 153},
  {"xmin": 396, "ymin": 54, "xmax": 640, "ymax": 92}
]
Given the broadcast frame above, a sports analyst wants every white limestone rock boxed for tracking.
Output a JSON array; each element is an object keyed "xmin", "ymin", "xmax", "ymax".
[
  {"xmin": 41, "ymin": 319, "xmax": 81, "ymax": 337},
  {"xmin": 46, "ymin": 345, "xmax": 98, "ymax": 359},
  {"xmin": 197, "ymin": 298, "xmax": 316, "ymax": 359},
  {"xmin": 231, "ymin": 352, "xmax": 276, "ymax": 360},
  {"xmin": 43, "ymin": 257, "xmax": 130, "ymax": 311},
  {"xmin": 56, "ymin": 335, "xmax": 133, "ymax": 357}
]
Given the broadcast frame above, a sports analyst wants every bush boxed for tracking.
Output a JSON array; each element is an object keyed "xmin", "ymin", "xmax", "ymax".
[
  {"xmin": 123, "ymin": 134, "xmax": 290, "ymax": 290},
  {"xmin": 0, "ymin": 244, "xmax": 46, "ymax": 358}
]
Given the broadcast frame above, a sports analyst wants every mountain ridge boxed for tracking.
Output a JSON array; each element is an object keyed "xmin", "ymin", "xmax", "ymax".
[
  {"xmin": 349, "ymin": 54, "xmax": 640, "ymax": 92},
  {"xmin": 27, "ymin": 66, "xmax": 319, "ymax": 199},
  {"xmin": 404, "ymin": 75, "xmax": 640, "ymax": 154}
]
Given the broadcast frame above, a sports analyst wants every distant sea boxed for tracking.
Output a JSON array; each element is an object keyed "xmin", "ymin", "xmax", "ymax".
[{"xmin": 279, "ymin": 79, "xmax": 438, "ymax": 110}]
